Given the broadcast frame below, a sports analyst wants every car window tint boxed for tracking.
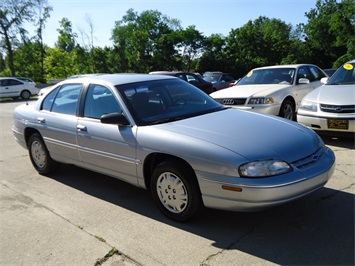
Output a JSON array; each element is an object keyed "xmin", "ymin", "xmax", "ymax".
[
  {"xmin": 41, "ymin": 87, "xmax": 60, "ymax": 111},
  {"xmin": 186, "ymin": 74, "xmax": 198, "ymax": 82},
  {"xmin": 84, "ymin": 84, "xmax": 121, "ymax": 119},
  {"xmin": 50, "ymin": 84, "xmax": 82, "ymax": 115},
  {"xmin": 297, "ymin": 67, "xmax": 313, "ymax": 82},
  {"xmin": 1, "ymin": 79, "xmax": 22, "ymax": 86},
  {"xmin": 308, "ymin": 66, "xmax": 326, "ymax": 81}
]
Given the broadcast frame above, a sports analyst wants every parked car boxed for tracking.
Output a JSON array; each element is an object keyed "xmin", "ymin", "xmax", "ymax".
[
  {"xmin": 210, "ymin": 64, "xmax": 328, "ymax": 120},
  {"xmin": 203, "ymin": 72, "xmax": 238, "ymax": 91},
  {"xmin": 323, "ymin": 68, "xmax": 337, "ymax": 77},
  {"xmin": 297, "ymin": 60, "xmax": 355, "ymax": 135},
  {"xmin": 15, "ymin": 77, "xmax": 36, "ymax": 84},
  {"xmin": 149, "ymin": 71, "xmax": 213, "ymax": 94},
  {"xmin": 12, "ymin": 74, "xmax": 335, "ymax": 221},
  {"xmin": 0, "ymin": 77, "xmax": 38, "ymax": 99}
]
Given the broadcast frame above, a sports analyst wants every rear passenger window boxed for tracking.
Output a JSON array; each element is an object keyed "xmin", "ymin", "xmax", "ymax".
[{"xmin": 42, "ymin": 84, "xmax": 82, "ymax": 115}]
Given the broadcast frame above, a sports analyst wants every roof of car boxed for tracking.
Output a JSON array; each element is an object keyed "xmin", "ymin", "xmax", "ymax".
[
  {"xmin": 60, "ymin": 73, "xmax": 176, "ymax": 86},
  {"xmin": 253, "ymin": 64, "xmax": 317, "ymax": 70},
  {"xmin": 149, "ymin": 71, "xmax": 195, "ymax": 75}
]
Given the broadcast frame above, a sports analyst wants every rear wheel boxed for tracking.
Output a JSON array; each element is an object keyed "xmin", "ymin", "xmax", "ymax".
[
  {"xmin": 279, "ymin": 99, "xmax": 295, "ymax": 120},
  {"xmin": 20, "ymin": 90, "xmax": 31, "ymax": 100},
  {"xmin": 151, "ymin": 160, "xmax": 202, "ymax": 222},
  {"xmin": 28, "ymin": 133, "xmax": 58, "ymax": 175}
]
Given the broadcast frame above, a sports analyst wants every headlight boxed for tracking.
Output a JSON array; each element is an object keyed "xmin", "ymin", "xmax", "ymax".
[
  {"xmin": 299, "ymin": 100, "xmax": 318, "ymax": 112},
  {"xmin": 248, "ymin": 97, "xmax": 274, "ymax": 104},
  {"xmin": 239, "ymin": 159, "xmax": 292, "ymax": 177}
]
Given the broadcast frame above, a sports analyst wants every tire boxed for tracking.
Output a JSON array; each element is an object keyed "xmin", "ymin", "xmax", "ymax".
[
  {"xmin": 28, "ymin": 133, "xmax": 58, "ymax": 175},
  {"xmin": 151, "ymin": 160, "xmax": 202, "ymax": 222},
  {"xmin": 279, "ymin": 99, "xmax": 295, "ymax": 120},
  {"xmin": 20, "ymin": 90, "xmax": 31, "ymax": 100}
]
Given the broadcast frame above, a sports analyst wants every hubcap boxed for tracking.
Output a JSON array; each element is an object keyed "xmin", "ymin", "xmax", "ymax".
[
  {"xmin": 283, "ymin": 104, "xmax": 293, "ymax": 120},
  {"xmin": 22, "ymin": 91, "xmax": 30, "ymax": 99},
  {"xmin": 31, "ymin": 140, "xmax": 46, "ymax": 168},
  {"xmin": 156, "ymin": 172, "xmax": 188, "ymax": 213}
]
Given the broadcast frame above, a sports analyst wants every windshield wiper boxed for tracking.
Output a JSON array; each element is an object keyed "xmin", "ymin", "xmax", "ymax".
[{"xmin": 150, "ymin": 116, "xmax": 185, "ymax": 125}]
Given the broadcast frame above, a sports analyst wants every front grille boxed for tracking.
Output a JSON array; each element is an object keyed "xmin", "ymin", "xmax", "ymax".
[
  {"xmin": 292, "ymin": 147, "xmax": 324, "ymax": 170},
  {"xmin": 215, "ymin": 98, "xmax": 247, "ymax": 106},
  {"xmin": 320, "ymin": 104, "xmax": 355, "ymax": 113}
]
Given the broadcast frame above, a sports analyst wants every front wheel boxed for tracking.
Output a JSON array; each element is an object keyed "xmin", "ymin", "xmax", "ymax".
[
  {"xmin": 151, "ymin": 160, "xmax": 202, "ymax": 222},
  {"xmin": 279, "ymin": 99, "xmax": 295, "ymax": 120},
  {"xmin": 28, "ymin": 133, "xmax": 58, "ymax": 175}
]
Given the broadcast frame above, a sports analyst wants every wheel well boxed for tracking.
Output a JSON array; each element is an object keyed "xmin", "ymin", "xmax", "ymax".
[
  {"xmin": 143, "ymin": 153, "xmax": 196, "ymax": 191},
  {"xmin": 282, "ymin": 96, "xmax": 295, "ymax": 109},
  {"xmin": 24, "ymin": 128, "xmax": 41, "ymax": 146}
]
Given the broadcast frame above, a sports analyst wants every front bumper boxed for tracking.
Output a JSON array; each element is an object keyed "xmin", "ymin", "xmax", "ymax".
[
  {"xmin": 297, "ymin": 114, "xmax": 355, "ymax": 133},
  {"xmin": 196, "ymin": 146, "xmax": 335, "ymax": 212}
]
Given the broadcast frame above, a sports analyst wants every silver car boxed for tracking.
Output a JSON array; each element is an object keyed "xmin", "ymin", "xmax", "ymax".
[
  {"xmin": 12, "ymin": 74, "xmax": 335, "ymax": 221},
  {"xmin": 297, "ymin": 60, "xmax": 355, "ymax": 135}
]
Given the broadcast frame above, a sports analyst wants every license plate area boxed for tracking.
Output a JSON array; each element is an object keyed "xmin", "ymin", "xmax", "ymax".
[{"xmin": 327, "ymin": 119, "xmax": 349, "ymax": 130}]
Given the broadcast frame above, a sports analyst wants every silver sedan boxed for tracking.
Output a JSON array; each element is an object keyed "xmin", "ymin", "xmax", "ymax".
[{"xmin": 12, "ymin": 74, "xmax": 335, "ymax": 221}]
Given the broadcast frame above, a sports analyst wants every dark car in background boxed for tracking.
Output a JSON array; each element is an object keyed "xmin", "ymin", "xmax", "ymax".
[
  {"xmin": 149, "ymin": 71, "xmax": 213, "ymax": 94},
  {"xmin": 203, "ymin": 72, "xmax": 238, "ymax": 91}
]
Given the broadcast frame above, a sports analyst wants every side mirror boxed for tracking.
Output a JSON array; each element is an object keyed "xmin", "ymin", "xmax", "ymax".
[
  {"xmin": 298, "ymin": 78, "xmax": 310, "ymax": 84},
  {"xmin": 101, "ymin": 113, "xmax": 130, "ymax": 125},
  {"xmin": 321, "ymin": 77, "xmax": 329, "ymax": 84}
]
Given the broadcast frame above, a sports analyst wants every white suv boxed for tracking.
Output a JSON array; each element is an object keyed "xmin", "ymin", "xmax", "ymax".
[{"xmin": 0, "ymin": 77, "xmax": 38, "ymax": 100}]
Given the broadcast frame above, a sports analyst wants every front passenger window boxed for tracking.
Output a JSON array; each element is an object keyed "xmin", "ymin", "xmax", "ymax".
[{"xmin": 84, "ymin": 84, "xmax": 121, "ymax": 119}]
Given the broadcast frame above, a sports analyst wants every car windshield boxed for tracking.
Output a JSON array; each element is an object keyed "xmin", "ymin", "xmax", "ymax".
[
  {"xmin": 204, "ymin": 75, "xmax": 221, "ymax": 83},
  {"xmin": 237, "ymin": 68, "xmax": 295, "ymax": 85},
  {"xmin": 327, "ymin": 62, "xmax": 355, "ymax": 85},
  {"xmin": 117, "ymin": 79, "xmax": 225, "ymax": 125}
]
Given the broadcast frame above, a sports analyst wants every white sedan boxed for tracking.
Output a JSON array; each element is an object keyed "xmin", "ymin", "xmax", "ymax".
[
  {"xmin": 0, "ymin": 77, "xmax": 38, "ymax": 99},
  {"xmin": 210, "ymin": 64, "xmax": 327, "ymax": 120},
  {"xmin": 297, "ymin": 60, "xmax": 355, "ymax": 135}
]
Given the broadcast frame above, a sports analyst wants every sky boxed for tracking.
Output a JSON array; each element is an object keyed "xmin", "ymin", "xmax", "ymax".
[{"xmin": 36, "ymin": 0, "xmax": 318, "ymax": 48}]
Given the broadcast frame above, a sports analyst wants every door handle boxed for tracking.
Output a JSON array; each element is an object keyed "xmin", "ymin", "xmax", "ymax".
[
  {"xmin": 77, "ymin": 125, "xmax": 87, "ymax": 132},
  {"xmin": 37, "ymin": 117, "xmax": 45, "ymax": 123}
]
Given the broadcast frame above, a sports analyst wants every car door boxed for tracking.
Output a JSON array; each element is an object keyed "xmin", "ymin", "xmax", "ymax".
[
  {"xmin": 36, "ymin": 83, "xmax": 82, "ymax": 164},
  {"xmin": 0, "ymin": 78, "xmax": 23, "ymax": 98},
  {"xmin": 76, "ymin": 84, "xmax": 138, "ymax": 185},
  {"xmin": 294, "ymin": 66, "xmax": 317, "ymax": 109}
]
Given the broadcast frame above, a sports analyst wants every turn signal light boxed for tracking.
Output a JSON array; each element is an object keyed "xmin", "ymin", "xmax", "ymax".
[{"xmin": 222, "ymin": 185, "xmax": 243, "ymax": 192}]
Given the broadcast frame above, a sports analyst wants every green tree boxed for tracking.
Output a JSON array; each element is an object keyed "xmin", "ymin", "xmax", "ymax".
[
  {"xmin": 44, "ymin": 47, "xmax": 79, "ymax": 80},
  {"xmin": 196, "ymin": 34, "xmax": 228, "ymax": 74},
  {"xmin": 176, "ymin": 25, "xmax": 206, "ymax": 71},
  {"xmin": 55, "ymin": 17, "xmax": 77, "ymax": 52},
  {"xmin": 0, "ymin": 0, "xmax": 37, "ymax": 76},
  {"xmin": 303, "ymin": 0, "xmax": 354, "ymax": 68},
  {"xmin": 33, "ymin": 0, "xmax": 52, "ymax": 82},
  {"xmin": 13, "ymin": 41, "xmax": 43, "ymax": 80},
  {"xmin": 225, "ymin": 16, "xmax": 292, "ymax": 75},
  {"xmin": 111, "ymin": 9, "xmax": 181, "ymax": 72}
]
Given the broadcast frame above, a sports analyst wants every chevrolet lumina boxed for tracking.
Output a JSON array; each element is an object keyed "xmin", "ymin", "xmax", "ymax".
[
  {"xmin": 297, "ymin": 60, "xmax": 355, "ymax": 135},
  {"xmin": 12, "ymin": 74, "xmax": 335, "ymax": 221},
  {"xmin": 210, "ymin": 64, "xmax": 327, "ymax": 120}
]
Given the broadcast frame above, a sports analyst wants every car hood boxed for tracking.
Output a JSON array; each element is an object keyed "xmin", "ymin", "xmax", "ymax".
[
  {"xmin": 152, "ymin": 108, "xmax": 322, "ymax": 163},
  {"xmin": 303, "ymin": 84, "xmax": 355, "ymax": 104},
  {"xmin": 210, "ymin": 84, "xmax": 291, "ymax": 98}
]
